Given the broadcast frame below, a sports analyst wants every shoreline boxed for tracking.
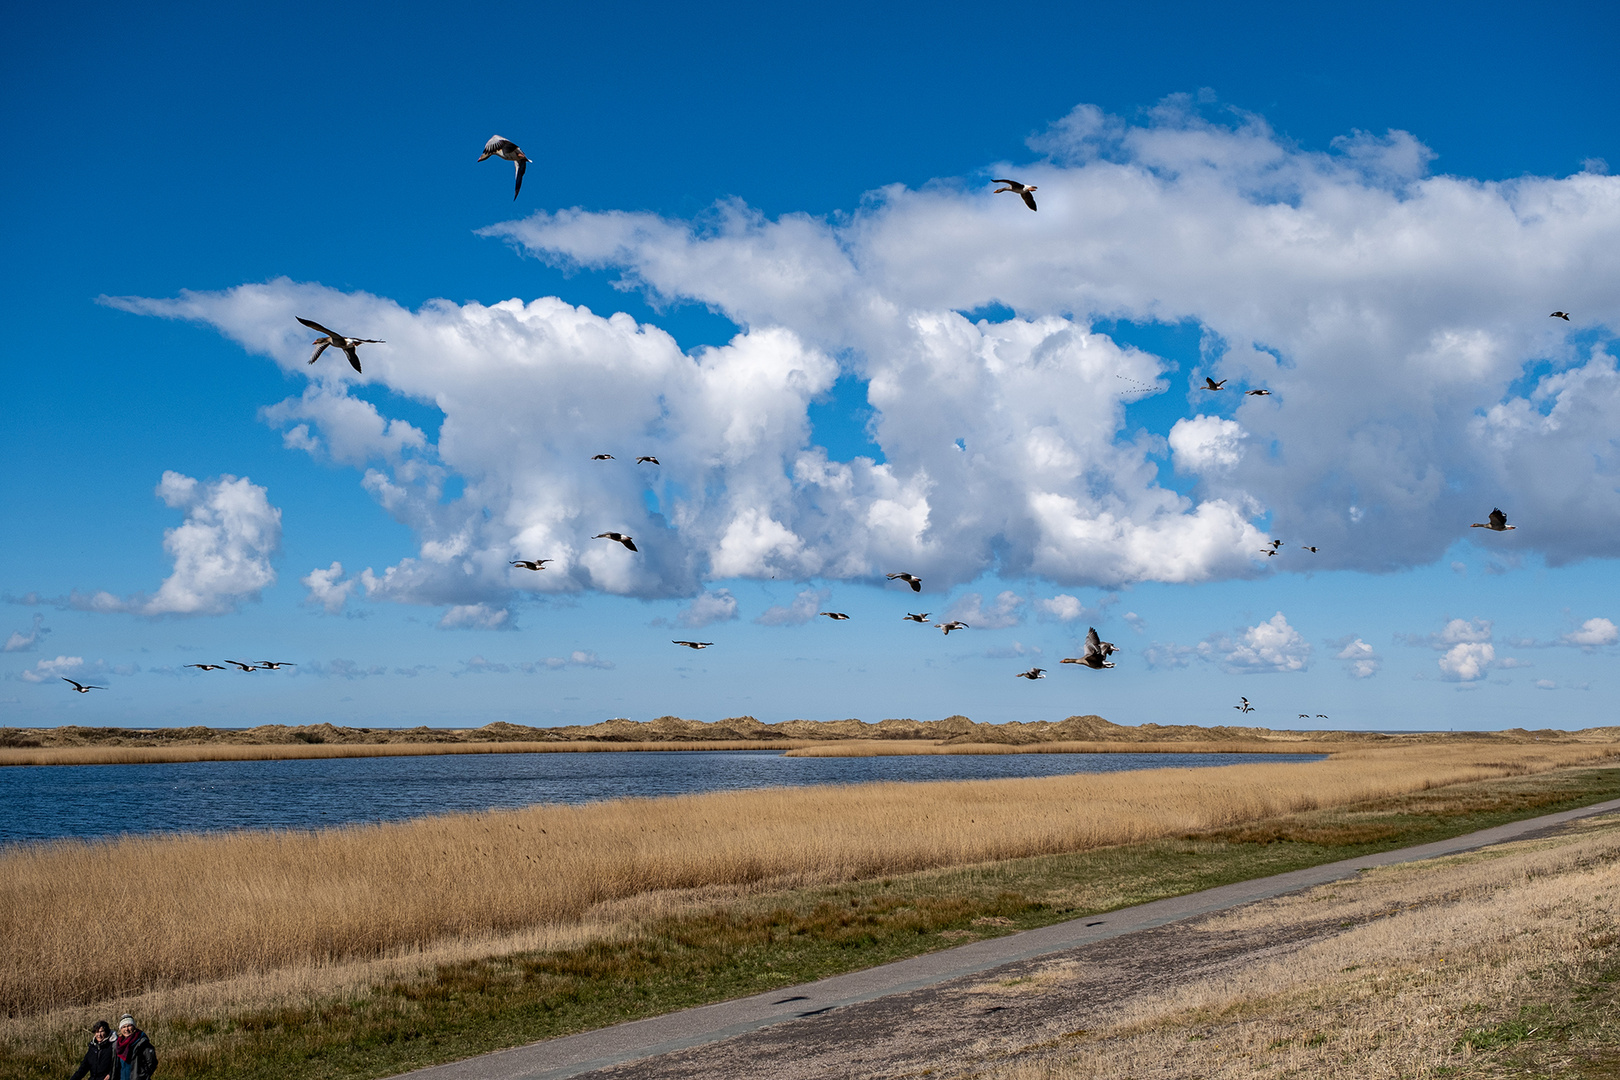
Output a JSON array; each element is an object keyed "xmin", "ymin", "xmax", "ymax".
[{"xmin": 4, "ymin": 714, "xmax": 1615, "ymax": 767}]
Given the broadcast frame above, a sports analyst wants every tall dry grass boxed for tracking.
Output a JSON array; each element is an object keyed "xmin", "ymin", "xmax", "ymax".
[
  {"xmin": 983, "ymin": 813, "xmax": 1620, "ymax": 1079},
  {"xmin": 0, "ymin": 740, "xmax": 812, "ymax": 768},
  {"xmin": 3, "ymin": 741, "xmax": 1613, "ymax": 1015}
]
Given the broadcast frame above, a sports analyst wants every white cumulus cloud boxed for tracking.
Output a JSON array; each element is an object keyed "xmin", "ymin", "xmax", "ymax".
[
  {"xmin": 109, "ymin": 97, "xmax": 1620, "ymax": 614},
  {"xmin": 676, "ymin": 589, "xmax": 739, "ymax": 629},
  {"xmin": 302, "ymin": 562, "xmax": 355, "ymax": 615},
  {"xmin": 1562, "ymin": 617, "xmax": 1618, "ymax": 648},
  {"xmin": 755, "ymin": 588, "xmax": 829, "ymax": 626},
  {"xmin": 18, "ymin": 655, "xmax": 96, "ymax": 683},
  {"xmin": 1204, "ymin": 612, "xmax": 1312, "ymax": 674},
  {"xmin": 3, "ymin": 614, "xmax": 48, "ymax": 653},
  {"xmin": 1334, "ymin": 637, "xmax": 1382, "ymax": 679},
  {"xmin": 1439, "ymin": 642, "xmax": 1495, "ymax": 682}
]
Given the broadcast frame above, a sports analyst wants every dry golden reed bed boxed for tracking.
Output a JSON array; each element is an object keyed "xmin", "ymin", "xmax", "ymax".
[{"xmin": 4, "ymin": 741, "xmax": 1614, "ymax": 1016}]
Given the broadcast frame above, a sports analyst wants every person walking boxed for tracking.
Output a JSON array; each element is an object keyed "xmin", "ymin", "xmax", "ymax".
[
  {"xmin": 111, "ymin": 1015, "xmax": 156, "ymax": 1080},
  {"xmin": 68, "ymin": 1020, "xmax": 116, "ymax": 1080}
]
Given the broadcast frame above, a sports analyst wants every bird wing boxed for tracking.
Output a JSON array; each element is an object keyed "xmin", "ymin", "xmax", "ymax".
[
  {"xmin": 622, "ymin": 537, "xmax": 638, "ymax": 551},
  {"xmin": 1490, "ymin": 508, "xmax": 1507, "ymax": 529},
  {"xmin": 62, "ymin": 678, "xmax": 81, "ymax": 688},
  {"xmin": 991, "ymin": 179, "xmax": 1022, "ymax": 189},
  {"xmin": 298, "ymin": 317, "xmax": 340, "ymax": 337},
  {"xmin": 1021, "ymin": 190, "xmax": 1037, "ymax": 211},
  {"xmin": 342, "ymin": 346, "xmax": 362, "ymax": 373},
  {"xmin": 484, "ymin": 136, "xmax": 516, "ymax": 155},
  {"xmin": 308, "ymin": 341, "xmax": 329, "ymax": 364},
  {"xmin": 513, "ymin": 157, "xmax": 526, "ymax": 199}
]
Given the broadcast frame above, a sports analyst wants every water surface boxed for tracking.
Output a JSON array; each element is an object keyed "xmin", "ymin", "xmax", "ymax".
[{"xmin": 4, "ymin": 749, "xmax": 1324, "ymax": 843}]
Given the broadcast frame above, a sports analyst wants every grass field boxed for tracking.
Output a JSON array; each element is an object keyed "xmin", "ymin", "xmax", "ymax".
[
  {"xmin": 3, "ymin": 761, "xmax": 1618, "ymax": 1079},
  {"xmin": 984, "ymin": 811, "xmax": 1620, "ymax": 1079}
]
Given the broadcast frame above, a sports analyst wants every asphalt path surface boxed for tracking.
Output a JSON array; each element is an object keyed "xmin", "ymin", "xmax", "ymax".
[{"xmin": 396, "ymin": 795, "xmax": 1620, "ymax": 1080}]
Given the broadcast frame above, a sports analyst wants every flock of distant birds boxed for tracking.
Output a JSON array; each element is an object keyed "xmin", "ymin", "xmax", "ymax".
[{"xmin": 56, "ymin": 136, "xmax": 1547, "ymax": 708}]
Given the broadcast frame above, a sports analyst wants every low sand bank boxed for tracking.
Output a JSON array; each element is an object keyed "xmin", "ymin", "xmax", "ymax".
[{"xmin": 6, "ymin": 714, "xmax": 1615, "ymax": 767}]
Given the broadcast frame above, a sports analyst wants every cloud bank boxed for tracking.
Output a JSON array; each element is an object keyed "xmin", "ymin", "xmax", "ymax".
[{"xmin": 111, "ymin": 98, "xmax": 1620, "ymax": 622}]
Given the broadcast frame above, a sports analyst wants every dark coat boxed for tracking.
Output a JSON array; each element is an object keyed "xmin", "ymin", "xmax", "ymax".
[
  {"xmin": 68, "ymin": 1036, "xmax": 116, "ymax": 1080},
  {"xmin": 114, "ymin": 1031, "xmax": 157, "ymax": 1080}
]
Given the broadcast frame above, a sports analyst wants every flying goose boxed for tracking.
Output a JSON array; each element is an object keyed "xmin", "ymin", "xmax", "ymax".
[
  {"xmin": 1060, "ymin": 627, "xmax": 1115, "ymax": 668},
  {"xmin": 672, "ymin": 640, "xmax": 712, "ymax": 649},
  {"xmin": 1470, "ymin": 508, "xmax": 1516, "ymax": 532},
  {"xmin": 185, "ymin": 663, "xmax": 227, "ymax": 671},
  {"xmin": 591, "ymin": 454, "xmax": 614, "ymax": 461},
  {"xmin": 992, "ymin": 178, "xmax": 1037, "ymax": 211},
  {"xmin": 1203, "ymin": 377, "xmax": 1227, "ymax": 391},
  {"xmin": 593, "ymin": 532, "xmax": 638, "ymax": 551},
  {"xmin": 256, "ymin": 661, "xmax": 295, "ymax": 670},
  {"xmin": 510, "ymin": 559, "xmax": 552, "ymax": 571},
  {"xmin": 1316, "ymin": 714, "xmax": 1329, "ymax": 718},
  {"xmin": 936, "ymin": 620, "xmax": 969, "ymax": 635},
  {"xmin": 1234, "ymin": 696, "xmax": 1254, "ymax": 713},
  {"xmin": 297, "ymin": 318, "xmax": 383, "ymax": 374},
  {"xmin": 821, "ymin": 612, "xmax": 851, "ymax": 621},
  {"xmin": 478, "ymin": 135, "xmax": 531, "ymax": 199},
  {"xmin": 1015, "ymin": 667, "xmax": 1046, "ymax": 680},
  {"xmin": 62, "ymin": 678, "xmax": 106, "ymax": 692},
  {"xmin": 886, "ymin": 572, "xmax": 922, "ymax": 592},
  {"xmin": 902, "ymin": 612, "xmax": 931, "ymax": 623},
  {"xmin": 1551, "ymin": 311, "xmax": 1571, "ymax": 321},
  {"xmin": 1245, "ymin": 388, "xmax": 1272, "ymax": 396},
  {"xmin": 636, "ymin": 456, "xmax": 660, "ymax": 465},
  {"xmin": 1302, "ymin": 546, "xmax": 1319, "ymax": 553},
  {"xmin": 225, "ymin": 660, "xmax": 259, "ymax": 671},
  {"xmin": 1299, "ymin": 713, "xmax": 1310, "ymax": 719}
]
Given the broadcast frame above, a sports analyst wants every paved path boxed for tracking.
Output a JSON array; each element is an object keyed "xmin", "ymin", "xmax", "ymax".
[{"xmin": 397, "ymin": 796, "xmax": 1620, "ymax": 1080}]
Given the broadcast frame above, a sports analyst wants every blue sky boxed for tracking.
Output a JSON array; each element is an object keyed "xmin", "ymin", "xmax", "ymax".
[{"xmin": 4, "ymin": 0, "xmax": 1619, "ymax": 731}]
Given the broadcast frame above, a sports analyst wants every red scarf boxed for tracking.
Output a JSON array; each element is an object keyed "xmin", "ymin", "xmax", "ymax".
[{"xmin": 116, "ymin": 1028, "xmax": 140, "ymax": 1061}]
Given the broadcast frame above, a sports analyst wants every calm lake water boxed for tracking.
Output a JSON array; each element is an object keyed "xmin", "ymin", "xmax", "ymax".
[{"xmin": 2, "ymin": 750, "xmax": 1325, "ymax": 843}]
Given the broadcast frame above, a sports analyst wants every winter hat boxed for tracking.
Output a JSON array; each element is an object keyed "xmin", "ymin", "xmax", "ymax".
[{"xmin": 118, "ymin": 1014, "xmax": 135, "ymax": 1029}]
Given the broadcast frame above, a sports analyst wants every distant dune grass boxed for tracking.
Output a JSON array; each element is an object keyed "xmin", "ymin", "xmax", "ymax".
[{"xmin": 4, "ymin": 740, "xmax": 1615, "ymax": 1015}]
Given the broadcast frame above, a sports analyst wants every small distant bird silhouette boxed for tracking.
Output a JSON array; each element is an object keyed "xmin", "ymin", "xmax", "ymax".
[
  {"xmin": 636, "ymin": 456, "xmax": 660, "ymax": 465},
  {"xmin": 1316, "ymin": 714, "xmax": 1329, "ymax": 719},
  {"xmin": 672, "ymin": 640, "xmax": 712, "ymax": 650},
  {"xmin": 186, "ymin": 663, "xmax": 226, "ymax": 671},
  {"xmin": 1471, "ymin": 508, "xmax": 1516, "ymax": 532},
  {"xmin": 1203, "ymin": 377, "xmax": 1227, "ymax": 391},
  {"xmin": 1234, "ymin": 696, "xmax": 1254, "ymax": 714},
  {"xmin": 992, "ymin": 179, "xmax": 1037, "ymax": 211},
  {"xmin": 821, "ymin": 612, "xmax": 851, "ymax": 621},
  {"xmin": 936, "ymin": 620, "xmax": 969, "ymax": 635},
  {"xmin": 593, "ymin": 532, "xmax": 638, "ymax": 551},
  {"xmin": 225, "ymin": 660, "xmax": 258, "ymax": 671},
  {"xmin": 1299, "ymin": 713, "xmax": 1310, "ymax": 719},
  {"xmin": 256, "ymin": 661, "xmax": 295, "ymax": 670},
  {"xmin": 62, "ymin": 678, "xmax": 105, "ymax": 692},
  {"xmin": 1303, "ymin": 546, "xmax": 1319, "ymax": 553},
  {"xmin": 1259, "ymin": 548, "xmax": 1277, "ymax": 557},
  {"xmin": 297, "ymin": 317, "xmax": 383, "ymax": 374},
  {"xmin": 591, "ymin": 454, "xmax": 614, "ymax": 461},
  {"xmin": 1551, "ymin": 311, "xmax": 1571, "ymax": 321},
  {"xmin": 1061, "ymin": 627, "xmax": 1116, "ymax": 669},
  {"xmin": 1269, "ymin": 539, "xmax": 1283, "ymax": 551},
  {"xmin": 510, "ymin": 559, "xmax": 552, "ymax": 571},
  {"xmin": 1015, "ymin": 667, "xmax": 1046, "ymax": 680},
  {"xmin": 478, "ymin": 135, "xmax": 531, "ymax": 199},
  {"xmin": 886, "ymin": 572, "xmax": 922, "ymax": 592},
  {"xmin": 902, "ymin": 612, "xmax": 931, "ymax": 623},
  {"xmin": 1245, "ymin": 388, "xmax": 1272, "ymax": 397}
]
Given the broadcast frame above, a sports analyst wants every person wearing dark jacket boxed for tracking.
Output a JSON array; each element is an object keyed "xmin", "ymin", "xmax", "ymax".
[
  {"xmin": 112, "ymin": 1015, "xmax": 156, "ymax": 1080},
  {"xmin": 68, "ymin": 1020, "xmax": 115, "ymax": 1080}
]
